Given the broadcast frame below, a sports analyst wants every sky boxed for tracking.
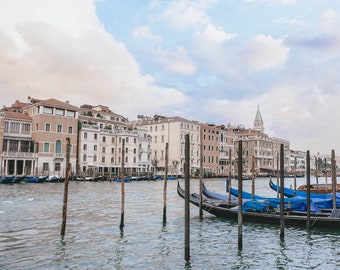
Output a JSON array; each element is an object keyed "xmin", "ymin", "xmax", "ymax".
[{"xmin": 1, "ymin": 0, "xmax": 340, "ymax": 156}]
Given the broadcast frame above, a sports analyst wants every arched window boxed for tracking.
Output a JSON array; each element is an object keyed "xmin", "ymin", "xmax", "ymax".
[{"xmin": 55, "ymin": 140, "xmax": 62, "ymax": 154}]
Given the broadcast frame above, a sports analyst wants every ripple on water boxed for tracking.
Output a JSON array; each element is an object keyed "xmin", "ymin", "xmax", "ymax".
[{"xmin": 1, "ymin": 180, "xmax": 339, "ymax": 269}]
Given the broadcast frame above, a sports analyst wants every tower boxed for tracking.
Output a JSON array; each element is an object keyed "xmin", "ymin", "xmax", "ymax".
[{"xmin": 254, "ymin": 105, "xmax": 264, "ymax": 133}]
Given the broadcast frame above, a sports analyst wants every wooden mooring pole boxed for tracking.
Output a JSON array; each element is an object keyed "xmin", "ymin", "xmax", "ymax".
[
  {"xmin": 279, "ymin": 144, "xmax": 285, "ymax": 240},
  {"xmin": 294, "ymin": 157, "xmax": 297, "ymax": 197},
  {"xmin": 306, "ymin": 150, "xmax": 311, "ymax": 229},
  {"xmin": 199, "ymin": 129, "xmax": 203, "ymax": 219},
  {"xmin": 237, "ymin": 140, "xmax": 243, "ymax": 251},
  {"xmin": 120, "ymin": 139, "xmax": 125, "ymax": 230},
  {"xmin": 331, "ymin": 150, "xmax": 337, "ymax": 210},
  {"xmin": 228, "ymin": 148, "xmax": 232, "ymax": 202},
  {"xmin": 184, "ymin": 134, "xmax": 190, "ymax": 261},
  {"xmin": 163, "ymin": 143, "xmax": 169, "ymax": 225},
  {"xmin": 251, "ymin": 155, "xmax": 255, "ymax": 199},
  {"xmin": 61, "ymin": 137, "xmax": 71, "ymax": 238}
]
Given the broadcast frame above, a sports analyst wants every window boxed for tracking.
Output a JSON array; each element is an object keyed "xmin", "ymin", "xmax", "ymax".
[
  {"xmin": 134, "ymin": 138, "xmax": 137, "ymax": 144},
  {"xmin": 43, "ymin": 107, "xmax": 53, "ymax": 114},
  {"xmin": 57, "ymin": 125, "xmax": 62, "ymax": 133},
  {"xmin": 111, "ymin": 157, "xmax": 114, "ymax": 163},
  {"xmin": 68, "ymin": 126, "xmax": 73, "ymax": 134},
  {"xmin": 102, "ymin": 147, "xmax": 105, "ymax": 153},
  {"xmin": 84, "ymin": 132, "xmax": 87, "ymax": 139},
  {"xmin": 21, "ymin": 123, "xmax": 30, "ymax": 134},
  {"xmin": 36, "ymin": 123, "xmax": 38, "ymax": 131},
  {"xmin": 134, "ymin": 148, "xmax": 136, "ymax": 154},
  {"xmin": 94, "ymin": 133, "xmax": 98, "ymax": 140},
  {"xmin": 66, "ymin": 111, "xmax": 75, "ymax": 118},
  {"xmin": 55, "ymin": 108, "xmax": 64, "ymax": 116},
  {"xmin": 126, "ymin": 137, "xmax": 129, "ymax": 143},
  {"xmin": 10, "ymin": 122, "xmax": 20, "ymax": 133},
  {"xmin": 161, "ymin": 135, "xmax": 164, "ymax": 143},
  {"xmin": 45, "ymin": 123, "xmax": 51, "ymax": 132},
  {"xmin": 102, "ymin": 157, "xmax": 105, "ymax": 163},
  {"xmin": 83, "ymin": 144, "xmax": 87, "ymax": 151},
  {"xmin": 111, "ymin": 137, "xmax": 115, "ymax": 143},
  {"xmin": 111, "ymin": 148, "xmax": 114, "ymax": 154},
  {"xmin": 55, "ymin": 163, "xmax": 61, "ymax": 171},
  {"xmin": 55, "ymin": 140, "xmax": 62, "ymax": 153},
  {"xmin": 94, "ymin": 154, "xmax": 97, "ymax": 162},
  {"xmin": 102, "ymin": 136, "xmax": 106, "ymax": 143},
  {"xmin": 4, "ymin": 121, "xmax": 9, "ymax": 132},
  {"xmin": 44, "ymin": 143, "xmax": 50, "ymax": 153},
  {"xmin": 94, "ymin": 145, "xmax": 97, "ymax": 151},
  {"xmin": 83, "ymin": 154, "xmax": 87, "ymax": 162},
  {"xmin": 43, "ymin": 163, "xmax": 49, "ymax": 171}
]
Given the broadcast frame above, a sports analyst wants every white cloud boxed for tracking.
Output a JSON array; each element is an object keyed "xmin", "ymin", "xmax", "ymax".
[
  {"xmin": 0, "ymin": 0, "xmax": 187, "ymax": 119},
  {"xmin": 238, "ymin": 34, "xmax": 290, "ymax": 71},
  {"xmin": 132, "ymin": 26, "xmax": 163, "ymax": 42},
  {"xmin": 155, "ymin": 46, "xmax": 197, "ymax": 75},
  {"xmin": 275, "ymin": 17, "xmax": 304, "ymax": 25},
  {"xmin": 194, "ymin": 23, "xmax": 236, "ymax": 43}
]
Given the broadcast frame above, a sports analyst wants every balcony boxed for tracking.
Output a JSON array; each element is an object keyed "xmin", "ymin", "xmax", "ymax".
[
  {"xmin": 2, "ymin": 151, "xmax": 38, "ymax": 158},
  {"xmin": 54, "ymin": 153, "xmax": 65, "ymax": 160}
]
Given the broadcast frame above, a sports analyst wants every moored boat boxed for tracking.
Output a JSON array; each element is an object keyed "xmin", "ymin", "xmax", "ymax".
[
  {"xmin": 297, "ymin": 183, "xmax": 340, "ymax": 194},
  {"xmin": 177, "ymin": 181, "xmax": 340, "ymax": 229},
  {"xmin": 24, "ymin": 176, "xmax": 48, "ymax": 183}
]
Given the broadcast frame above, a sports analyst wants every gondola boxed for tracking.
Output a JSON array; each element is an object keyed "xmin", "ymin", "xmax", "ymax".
[
  {"xmin": 269, "ymin": 179, "xmax": 340, "ymax": 209},
  {"xmin": 23, "ymin": 175, "xmax": 48, "ymax": 183},
  {"xmin": 177, "ymin": 181, "xmax": 340, "ymax": 229}
]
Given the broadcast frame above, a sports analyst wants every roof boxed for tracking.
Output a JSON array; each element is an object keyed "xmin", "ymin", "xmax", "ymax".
[
  {"xmin": 28, "ymin": 98, "xmax": 79, "ymax": 111},
  {"xmin": 3, "ymin": 111, "xmax": 32, "ymax": 121},
  {"xmin": 254, "ymin": 105, "xmax": 263, "ymax": 123}
]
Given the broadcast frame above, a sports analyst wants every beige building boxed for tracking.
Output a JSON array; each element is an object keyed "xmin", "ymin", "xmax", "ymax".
[{"xmin": 133, "ymin": 115, "xmax": 201, "ymax": 177}]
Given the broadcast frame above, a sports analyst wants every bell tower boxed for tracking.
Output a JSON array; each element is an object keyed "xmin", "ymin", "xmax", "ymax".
[{"xmin": 254, "ymin": 105, "xmax": 264, "ymax": 132}]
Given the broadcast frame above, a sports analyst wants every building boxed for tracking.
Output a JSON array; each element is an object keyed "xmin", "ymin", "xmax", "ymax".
[
  {"xmin": 200, "ymin": 123, "xmax": 235, "ymax": 177},
  {"xmin": 233, "ymin": 106, "xmax": 290, "ymax": 176},
  {"xmin": 78, "ymin": 104, "xmax": 151, "ymax": 178},
  {"xmin": 0, "ymin": 98, "xmax": 79, "ymax": 177},
  {"xmin": 0, "ymin": 106, "xmax": 37, "ymax": 176},
  {"xmin": 25, "ymin": 98, "xmax": 79, "ymax": 177},
  {"xmin": 133, "ymin": 115, "xmax": 201, "ymax": 177}
]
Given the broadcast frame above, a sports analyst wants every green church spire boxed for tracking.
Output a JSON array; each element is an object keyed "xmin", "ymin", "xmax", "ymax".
[{"xmin": 254, "ymin": 105, "xmax": 264, "ymax": 132}]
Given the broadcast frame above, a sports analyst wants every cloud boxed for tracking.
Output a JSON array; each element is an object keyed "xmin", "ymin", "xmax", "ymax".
[
  {"xmin": 194, "ymin": 23, "xmax": 237, "ymax": 43},
  {"xmin": 0, "ymin": 0, "xmax": 187, "ymax": 119},
  {"xmin": 155, "ymin": 46, "xmax": 197, "ymax": 75},
  {"xmin": 237, "ymin": 34, "xmax": 290, "ymax": 71},
  {"xmin": 275, "ymin": 17, "xmax": 304, "ymax": 25},
  {"xmin": 132, "ymin": 26, "xmax": 163, "ymax": 42}
]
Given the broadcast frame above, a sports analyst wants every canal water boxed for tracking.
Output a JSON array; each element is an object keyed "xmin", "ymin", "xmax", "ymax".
[{"xmin": 1, "ymin": 178, "xmax": 339, "ymax": 269}]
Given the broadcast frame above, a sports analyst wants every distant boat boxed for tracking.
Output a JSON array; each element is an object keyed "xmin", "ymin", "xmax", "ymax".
[
  {"xmin": 24, "ymin": 176, "xmax": 48, "ymax": 183},
  {"xmin": 0, "ymin": 176, "xmax": 15, "ymax": 184},
  {"xmin": 155, "ymin": 176, "xmax": 178, "ymax": 180},
  {"xmin": 116, "ymin": 178, "xmax": 131, "ymax": 183},
  {"xmin": 297, "ymin": 183, "xmax": 340, "ymax": 194}
]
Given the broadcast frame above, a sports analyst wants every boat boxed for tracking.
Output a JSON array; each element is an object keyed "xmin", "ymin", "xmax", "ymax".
[
  {"xmin": 269, "ymin": 179, "xmax": 340, "ymax": 209},
  {"xmin": 297, "ymin": 183, "xmax": 340, "ymax": 194},
  {"xmin": 116, "ymin": 177, "xmax": 131, "ymax": 183},
  {"xmin": 177, "ymin": 182, "xmax": 340, "ymax": 229},
  {"xmin": 155, "ymin": 176, "xmax": 178, "ymax": 180},
  {"xmin": 23, "ymin": 176, "xmax": 48, "ymax": 183},
  {"xmin": 47, "ymin": 175, "xmax": 65, "ymax": 182},
  {"xmin": 0, "ymin": 176, "xmax": 15, "ymax": 184},
  {"xmin": 209, "ymin": 182, "xmax": 321, "ymax": 213}
]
